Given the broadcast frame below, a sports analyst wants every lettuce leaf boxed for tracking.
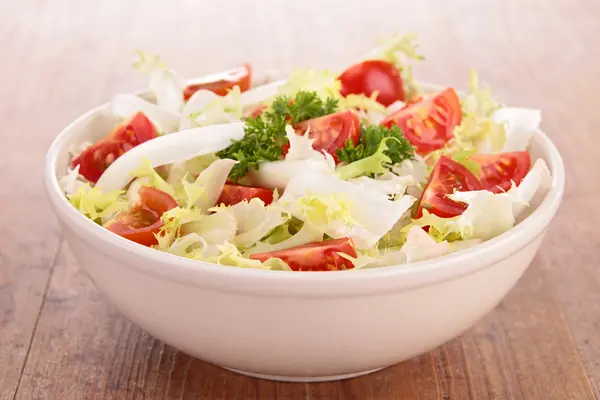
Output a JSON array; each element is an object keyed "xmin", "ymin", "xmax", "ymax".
[
  {"xmin": 279, "ymin": 170, "xmax": 416, "ymax": 249},
  {"xmin": 67, "ymin": 184, "xmax": 129, "ymax": 223},
  {"xmin": 187, "ymin": 159, "xmax": 238, "ymax": 211},
  {"xmin": 277, "ymin": 69, "xmax": 341, "ymax": 102},
  {"xmin": 336, "ymin": 137, "xmax": 396, "ymax": 180},
  {"xmin": 181, "ymin": 86, "xmax": 242, "ymax": 130},
  {"xmin": 59, "ymin": 165, "xmax": 86, "ymax": 195},
  {"xmin": 248, "ymin": 221, "xmax": 323, "ymax": 255},
  {"xmin": 129, "ymin": 157, "xmax": 176, "ymax": 197},
  {"xmin": 111, "ymin": 93, "xmax": 180, "ymax": 134},
  {"xmin": 493, "ymin": 107, "xmax": 542, "ymax": 153},
  {"xmin": 229, "ymin": 198, "xmax": 287, "ymax": 248},
  {"xmin": 188, "ymin": 242, "xmax": 291, "ymax": 270},
  {"xmin": 284, "ymin": 125, "xmax": 325, "ymax": 162},
  {"xmin": 133, "ymin": 50, "xmax": 184, "ymax": 113}
]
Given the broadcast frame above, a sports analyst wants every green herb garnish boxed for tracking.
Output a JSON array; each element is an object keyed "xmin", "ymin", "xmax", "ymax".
[
  {"xmin": 336, "ymin": 125, "xmax": 415, "ymax": 166},
  {"xmin": 217, "ymin": 91, "xmax": 338, "ymax": 180}
]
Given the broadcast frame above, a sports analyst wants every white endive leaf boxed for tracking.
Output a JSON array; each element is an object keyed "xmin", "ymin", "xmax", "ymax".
[
  {"xmin": 190, "ymin": 159, "xmax": 238, "ymax": 212},
  {"xmin": 231, "ymin": 199, "xmax": 286, "ymax": 248},
  {"xmin": 166, "ymin": 233, "xmax": 208, "ymax": 258},
  {"xmin": 280, "ymin": 171, "xmax": 416, "ymax": 249},
  {"xmin": 392, "ymin": 155, "xmax": 429, "ymax": 184},
  {"xmin": 149, "ymin": 67, "xmax": 184, "ymax": 113},
  {"xmin": 348, "ymin": 172, "xmax": 415, "ymax": 197},
  {"xmin": 247, "ymin": 159, "xmax": 334, "ymax": 191},
  {"xmin": 508, "ymin": 158, "xmax": 552, "ymax": 219},
  {"xmin": 448, "ymin": 190, "xmax": 518, "ymax": 241},
  {"xmin": 125, "ymin": 177, "xmax": 150, "ymax": 206},
  {"xmin": 248, "ymin": 222, "xmax": 323, "ymax": 255},
  {"xmin": 95, "ymin": 122, "xmax": 244, "ymax": 192},
  {"xmin": 180, "ymin": 87, "xmax": 242, "ymax": 130},
  {"xmin": 58, "ymin": 165, "xmax": 86, "ymax": 195},
  {"xmin": 239, "ymin": 80, "xmax": 285, "ymax": 106},
  {"xmin": 179, "ymin": 90, "xmax": 220, "ymax": 130},
  {"xmin": 111, "ymin": 93, "xmax": 180, "ymax": 133},
  {"xmin": 492, "ymin": 107, "xmax": 542, "ymax": 152},
  {"xmin": 400, "ymin": 226, "xmax": 452, "ymax": 263},
  {"xmin": 182, "ymin": 209, "xmax": 237, "ymax": 256},
  {"xmin": 284, "ymin": 125, "xmax": 324, "ymax": 161}
]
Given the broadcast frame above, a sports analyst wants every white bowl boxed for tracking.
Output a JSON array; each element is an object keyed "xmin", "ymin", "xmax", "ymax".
[{"xmin": 44, "ymin": 83, "xmax": 565, "ymax": 382}]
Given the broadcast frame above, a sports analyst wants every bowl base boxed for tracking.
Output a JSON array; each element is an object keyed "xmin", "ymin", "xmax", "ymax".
[{"xmin": 222, "ymin": 366, "xmax": 386, "ymax": 382}]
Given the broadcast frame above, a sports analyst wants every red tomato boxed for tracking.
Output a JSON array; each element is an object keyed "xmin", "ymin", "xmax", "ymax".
[
  {"xmin": 110, "ymin": 111, "xmax": 158, "ymax": 144},
  {"xmin": 217, "ymin": 184, "xmax": 274, "ymax": 206},
  {"xmin": 244, "ymin": 104, "xmax": 267, "ymax": 119},
  {"xmin": 71, "ymin": 112, "xmax": 158, "ymax": 183},
  {"xmin": 415, "ymin": 157, "xmax": 483, "ymax": 219},
  {"xmin": 104, "ymin": 187, "xmax": 177, "ymax": 247},
  {"xmin": 183, "ymin": 64, "xmax": 252, "ymax": 100},
  {"xmin": 250, "ymin": 238, "xmax": 358, "ymax": 271},
  {"xmin": 380, "ymin": 88, "xmax": 462, "ymax": 156},
  {"xmin": 293, "ymin": 111, "xmax": 360, "ymax": 161},
  {"xmin": 339, "ymin": 60, "xmax": 405, "ymax": 106},
  {"xmin": 470, "ymin": 151, "xmax": 531, "ymax": 193}
]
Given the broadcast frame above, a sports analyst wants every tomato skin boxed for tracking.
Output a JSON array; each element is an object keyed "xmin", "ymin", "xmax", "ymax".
[
  {"xmin": 293, "ymin": 111, "xmax": 360, "ymax": 162},
  {"xmin": 217, "ymin": 184, "xmax": 274, "ymax": 206},
  {"xmin": 246, "ymin": 104, "xmax": 267, "ymax": 119},
  {"xmin": 380, "ymin": 88, "xmax": 462, "ymax": 156},
  {"xmin": 104, "ymin": 187, "xmax": 177, "ymax": 247},
  {"xmin": 339, "ymin": 60, "xmax": 405, "ymax": 106},
  {"xmin": 470, "ymin": 151, "xmax": 531, "ymax": 193},
  {"xmin": 415, "ymin": 157, "xmax": 483, "ymax": 219},
  {"xmin": 183, "ymin": 64, "xmax": 252, "ymax": 100},
  {"xmin": 71, "ymin": 112, "xmax": 158, "ymax": 183},
  {"xmin": 250, "ymin": 238, "xmax": 358, "ymax": 271},
  {"xmin": 110, "ymin": 112, "xmax": 158, "ymax": 144}
]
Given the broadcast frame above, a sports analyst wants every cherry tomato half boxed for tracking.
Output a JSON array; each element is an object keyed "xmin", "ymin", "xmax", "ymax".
[
  {"xmin": 470, "ymin": 151, "xmax": 531, "ymax": 193},
  {"xmin": 217, "ymin": 183, "xmax": 274, "ymax": 206},
  {"xmin": 71, "ymin": 112, "xmax": 158, "ymax": 183},
  {"xmin": 183, "ymin": 64, "xmax": 252, "ymax": 100},
  {"xmin": 250, "ymin": 237, "xmax": 358, "ymax": 271},
  {"xmin": 293, "ymin": 111, "xmax": 360, "ymax": 162},
  {"xmin": 339, "ymin": 60, "xmax": 405, "ymax": 106},
  {"xmin": 104, "ymin": 186, "xmax": 177, "ymax": 247},
  {"xmin": 415, "ymin": 156, "xmax": 483, "ymax": 219},
  {"xmin": 380, "ymin": 88, "xmax": 462, "ymax": 156}
]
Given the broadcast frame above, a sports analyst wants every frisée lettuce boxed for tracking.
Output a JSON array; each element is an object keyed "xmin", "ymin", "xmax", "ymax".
[{"xmin": 60, "ymin": 32, "xmax": 553, "ymax": 272}]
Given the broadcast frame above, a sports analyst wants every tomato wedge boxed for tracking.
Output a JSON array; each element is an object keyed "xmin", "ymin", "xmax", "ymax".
[
  {"xmin": 339, "ymin": 60, "xmax": 405, "ymax": 106},
  {"xmin": 380, "ymin": 88, "xmax": 462, "ymax": 156},
  {"xmin": 71, "ymin": 112, "xmax": 158, "ymax": 183},
  {"xmin": 217, "ymin": 183, "xmax": 274, "ymax": 206},
  {"xmin": 415, "ymin": 157, "xmax": 483, "ymax": 219},
  {"xmin": 183, "ymin": 64, "xmax": 252, "ymax": 100},
  {"xmin": 293, "ymin": 111, "xmax": 360, "ymax": 162},
  {"xmin": 470, "ymin": 151, "xmax": 531, "ymax": 193},
  {"xmin": 244, "ymin": 104, "xmax": 267, "ymax": 119},
  {"xmin": 250, "ymin": 238, "xmax": 358, "ymax": 271},
  {"xmin": 104, "ymin": 187, "xmax": 177, "ymax": 247}
]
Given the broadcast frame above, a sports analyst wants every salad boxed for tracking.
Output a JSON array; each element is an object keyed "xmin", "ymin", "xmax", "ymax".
[{"xmin": 60, "ymin": 33, "xmax": 552, "ymax": 271}]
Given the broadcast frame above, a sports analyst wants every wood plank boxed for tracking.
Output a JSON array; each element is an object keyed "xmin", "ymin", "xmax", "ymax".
[{"xmin": 15, "ymin": 245, "xmax": 596, "ymax": 399}]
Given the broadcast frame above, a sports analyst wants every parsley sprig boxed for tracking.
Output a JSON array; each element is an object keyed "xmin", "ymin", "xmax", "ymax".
[
  {"xmin": 217, "ymin": 91, "xmax": 338, "ymax": 180},
  {"xmin": 336, "ymin": 125, "xmax": 415, "ymax": 166}
]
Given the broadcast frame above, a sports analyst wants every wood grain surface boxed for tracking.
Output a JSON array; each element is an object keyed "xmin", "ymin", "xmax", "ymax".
[{"xmin": 1, "ymin": 0, "xmax": 598, "ymax": 399}]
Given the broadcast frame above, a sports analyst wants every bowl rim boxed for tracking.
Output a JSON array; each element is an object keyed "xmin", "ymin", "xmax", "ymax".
[{"xmin": 44, "ymin": 80, "xmax": 565, "ymax": 296}]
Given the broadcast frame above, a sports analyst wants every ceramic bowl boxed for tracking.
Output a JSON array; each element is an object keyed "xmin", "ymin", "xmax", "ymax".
[{"xmin": 44, "ymin": 81, "xmax": 565, "ymax": 382}]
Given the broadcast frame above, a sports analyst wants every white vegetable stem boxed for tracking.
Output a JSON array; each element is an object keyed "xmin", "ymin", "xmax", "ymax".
[{"xmin": 95, "ymin": 122, "xmax": 245, "ymax": 192}]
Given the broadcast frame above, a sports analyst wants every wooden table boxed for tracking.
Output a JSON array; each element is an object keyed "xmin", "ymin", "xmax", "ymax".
[{"xmin": 1, "ymin": 0, "xmax": 598, "ymax": 398}]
